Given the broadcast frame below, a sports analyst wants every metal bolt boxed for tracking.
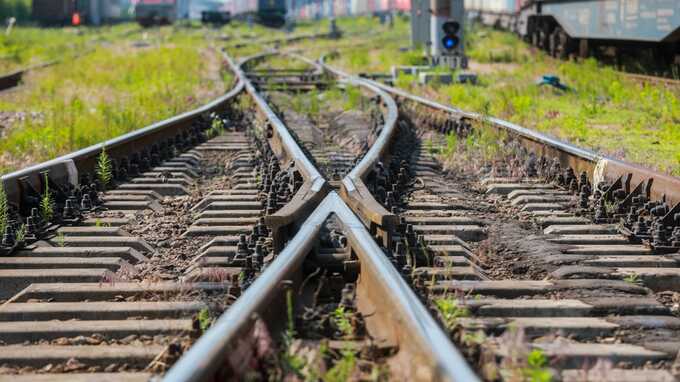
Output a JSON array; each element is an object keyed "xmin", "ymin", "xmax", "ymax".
[
  {"xmin": 1, "ymin": 227, "xmax": 15, "ymax": 247},
  {"xmin": 30, "ymin": 208, "xmax": 42, "ymax": 227},
  {"xmin": 653, "ymin": 224, "xmax": 668, "ymax": 247},
  {"xmin": 633, "ymin": 216, "xmax": 649, "ymax": 236},
  {"xmin": 254, "ymin": 243, "xmax": 264, "ymax": 269},
  {"xmin": 237, "ymin": 234, "xmax": 249, "ymax": 256},
  {"xmin": 671, "ymin": 227, "xmax": 680, "ymax": 247},
  {"xmin": 406, "ymin": 224, "xmax": 416, "ymax": 247},
  {"xmin": 88, "ymin": 183, "xmax": 100, "ymax": 205},
  {"xmin": 62, "ymin": 200, "xmax": 76, "ymax": 220},
  {"xmin": 594, "ymin": 201, "xmax": 608, "ymax": 223},
  {"xmin": 340, "ymin": 283, "xmax": 355, "ymax": 309},
  {"xmin": 26, "ymin": 216, "xmax": 36, "ymax": 236}
]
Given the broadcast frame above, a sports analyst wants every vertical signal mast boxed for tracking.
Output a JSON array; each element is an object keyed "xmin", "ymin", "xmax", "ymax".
[
  {"xmin": 411, "ymin": 0, "xmax": 430, "ymax": 49},
  {"xmin": 430, "ymin": 0, "xmax": 466, "ymax": 69}
]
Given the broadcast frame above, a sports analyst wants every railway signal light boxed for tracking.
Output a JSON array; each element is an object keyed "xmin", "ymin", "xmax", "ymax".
[
  {"xmin": 441, "ymin": 20, "xmax": 460, "ymax": 51},
  {"xmin": 72, "ymin": 12, "xmax": 81, "ymax": 26}
]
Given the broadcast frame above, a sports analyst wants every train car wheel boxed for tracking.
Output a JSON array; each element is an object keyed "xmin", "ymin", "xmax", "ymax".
[
  {"xmin": 549, "ymin": 31, "xmax": 558, "ymax": 57},
  {"xmin": 540, "ymin": 29, "xmax": 551, "ymax": 51},
  {"xmin": 557, "ymin": 28, "xmax": 574, "ymax": 60},
  {"xmin": 579, "ymin": 39, "xmax": 589, "ymax": 59}
]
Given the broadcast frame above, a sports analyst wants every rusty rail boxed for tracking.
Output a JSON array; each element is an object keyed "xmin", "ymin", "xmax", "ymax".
[
  {"xmin": 292, "ymin": 53, "xmax": 401, "ymax": 246},
  {"xmin": 0, "ymin": 60, "xmax": 57, "ymax": 91},
  {"xmin": 164, "ymin": 192, "xmax": 479, "ymax": 382},
  {"xmin": 0, "ymin": 69, "xmax": 24, "ymax": 91},
  {"xmin": 167, "ymin": 51, "xmax": 478, "ymax": 382},
  {"xmin": 226, "ymin": 52, "xmax": 328, "ymax": 251},
  {"xmin": 317, "ymin": 54, "xmax": 680, "ymax": 206}
]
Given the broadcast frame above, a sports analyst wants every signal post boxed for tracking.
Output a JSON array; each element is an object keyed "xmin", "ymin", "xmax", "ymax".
[{"xmin": 430, "ymin": 0, "xmax": 466, "ymax": 69}]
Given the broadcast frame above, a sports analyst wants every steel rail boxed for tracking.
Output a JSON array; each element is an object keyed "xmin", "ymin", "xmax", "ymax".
[
  {"xmin": 0, "ymin": 59, "xmax": 74, "ymax": 91},
  {"xmin": 225, "ymin": 52, "xmax": 328, "ymax": 251},
  {"xmin": 227, "ymin": 32, "xmax": 332, "ymax": 50},
  {"xmin": 623, "ymin": 72, "xmax": 680, "ymax": 87},
  {"xmin": 0, "ymin": 68, "xmax": 25, "ymax": 91},
  {"xmin": 318, "ymin": 54, "xmax": 680, "ymax": 206},
  {"xmin": 1, "ymin": 69, "xmax": 245, "ymax": 210},
  {"xmin": 164, "ymin": 192, "xmax": 480, "ymax": 382},
  {"xmin": 292, "ymin": 53, "xmax": 401, "ymax": 245}
]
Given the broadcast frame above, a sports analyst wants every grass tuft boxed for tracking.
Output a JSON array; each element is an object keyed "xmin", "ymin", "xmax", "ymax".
[
  {"xmin": 435, "ymin": 298, "xmax": 469, "ymax": 329},
  {"xmin": 197, "ymin": 308, "xmax": 212, "ymax": 332},
  {"xmin": 96, "ymin": 147, "xmax": 113, "ymax": 189},
  {"xmin": 39, "ymin": 173, "xmax": 54, "ymax": 223},
  {"xmin": 0, "ymin": 183, "xmax": 8, "ymax": 235}
]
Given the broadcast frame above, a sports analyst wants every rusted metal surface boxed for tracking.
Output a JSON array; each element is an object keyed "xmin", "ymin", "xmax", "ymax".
[
  {"xmin": 1, "ymin": 71, "xmax": 245, "ymax": 212},
  {"xmin": 0, "ymin": 70, "xmax": 24, "ymax": 91},
  {"xmin": 165, "ymin": 192, "xmax": 479, "ymax": 382},
  {"xmin": 316, "ymin": 54, "xmax": 680, "ymax": 206},
  {"xmin": 339, "ymin": 78, "xmax": 400, "ymax": 238},
  {"xmin": 294, "ymin": 54, "xmax": 401, "ymax": 243},
  {"xmin": 162, "ymin": 195, "xmax": 324, "ymax": 382},
  {"xmin": 333, "ymin": 191, "xmax": 479, "ymax": 382},
  {"xmin": 226, "ymin": 52, "xmax": 328, "ymax": 251}
]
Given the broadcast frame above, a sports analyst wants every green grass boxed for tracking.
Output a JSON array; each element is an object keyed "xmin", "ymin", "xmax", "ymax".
[
  {"xmin": 0, "ymin": 23, "xmax": 139, "ymax": 73},
  {"xmin": 55, "ymin": 232, "xmax": 66, "ymax": 247},
  {"xmin": 287, "ymin": 17, "xmax": 680, "ymax": 176},
  {"xmin": 332, "ymin": 306, "xmax": 354, "ymax": 337},
  {"xmin": 466, "ymin": 26, "xmax": 531, "ymax": 63},
  {"xmin": 0, "ymin": 183, "xmax": 8, "ymax": 235},
  {"xmin": 0, "ymin": 27, "xmax": 228, "ymax": 173},
  {"xmin": 518, "ymin": 349, "xmax": 552, "ymax": 382},
  {"xmin": 323, "ymin": 347, "xmax": 357, "ymax": 382},
  {"xmin": 197, "ymin": 308, "xmax": 212, "ymax": 332},
  {"xmin": 96, "ymin": 147, "xmax": 113, "ymax": 189},
  {"xmin": 623, "ymin": 272, "xmax": 643, "ymax": 286},
  {"xmin": 39, "ymin": 172, "xmax": 54, "ymax": 223},
  {"xmin": 252, "ymin": 54, "xmax": 312, "ymax": 71},
  {"xmin": 434, "ymin": 298, "xmax": 469, "ymax": 329}
]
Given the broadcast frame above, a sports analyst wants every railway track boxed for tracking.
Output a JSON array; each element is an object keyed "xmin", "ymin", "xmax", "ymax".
[
  {"xmin": 1, "ymin": 40, "xmax": 679, "ymax": 381},
  {"xmin": 310, "ymin": 53, "xmax": 680, "ymax": 380},
  {"xmin": 0, "ymin": 61, "xmax": 57, "ymax": 92},
  {"xmin": 0, "ymin": 55, "xmax": 264, "ymax": 380},
  {"xmin": 623, "ymin": 72, "xmax": 680, "ymax": 90},
  {"xmin": 0, "ymin": 47, "xmax": 474, "ymax": 381},
  {"xmin": 162, "ymin": 52, "xmax": 475, "ymax": 381}
]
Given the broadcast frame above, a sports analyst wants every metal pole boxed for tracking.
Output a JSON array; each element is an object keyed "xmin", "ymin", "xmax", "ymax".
[
  {"xmin": 90, "ymin": 0, "xmax": 101, "ymax": 26},
  {"xmin": 410, "ymin": 0, "xmax": 430, "ymax": 49}
]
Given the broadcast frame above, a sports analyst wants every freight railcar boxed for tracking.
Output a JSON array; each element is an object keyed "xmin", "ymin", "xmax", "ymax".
[
  {"xmin": 33, "ymin": 0, "xmax": 130, "ymax": 26},
  {"xmin": 292, "ymin": 0, "xmax": 411, "ymax": 20},
  {"xmin": 465, "ymin": 0, "xmax": 516, "ymax": 29},
  {"xmin": 224, "ymin": 0, "xmax": 287, "ymax": 27},
  {"xmin": 467, "ymin": 0, "xmax": 680, "ymax": 69},
  {"xmin": 135, "ymin": 0, "xmax": 177, "ymax": 27}
]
